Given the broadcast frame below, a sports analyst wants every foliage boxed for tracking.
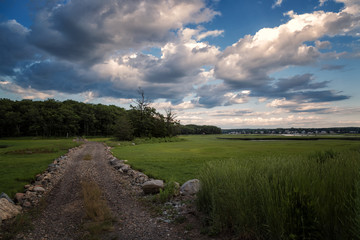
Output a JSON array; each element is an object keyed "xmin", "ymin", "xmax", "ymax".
[
  {"xmin": 180, "ymin": 124, "xmax": 221, "ymax": 135},
  {"xmin": 197, "ymin": 150, "xmax": 360, "ymax": 239},
  {"xmin": 153, "ymin": 181, "xmax": 178, "ymax": 203},
  {"xmin": 128, "ymin": 88, "xmax": 180, "ymax": 138},
  {"xmin": 113, "ymin": 115, "xmax": 134, "ymax": 141},
  {"xmin": 0, "ymin": 99, "xmax": 127, "ymax": 137},
  {"xmin": 0, "ymin": 96, "xmax": 183, "ymax": 139},
  {"xmin": 0, "ymin": 138, "xmax": 80, "ymax": 197}
]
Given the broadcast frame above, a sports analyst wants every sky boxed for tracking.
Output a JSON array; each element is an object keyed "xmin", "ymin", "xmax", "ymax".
[{"xmin": 0, "ymin": 0, "xmax": 359, "ymax": 129}]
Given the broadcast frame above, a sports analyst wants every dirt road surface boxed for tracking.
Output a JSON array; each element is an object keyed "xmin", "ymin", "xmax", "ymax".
[{"xmin": 16, "ymin": 141, "xmax": 208, "ymax": 240}]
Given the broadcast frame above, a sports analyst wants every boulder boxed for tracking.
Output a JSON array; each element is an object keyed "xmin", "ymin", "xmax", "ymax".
[
  {"xmin": 0, "ymin": 192, "xmax": 14, "ymax": 204},
  {"xmin": 14, "ymin": 193, "xmax": 25, "ymax": 204},
  {"xmin": 180, "ymin": 179, "xmax": 201, "ymax": 196},
  {"xmin": 0, "ymin": 198, "xmax": 22, "ymax": 223},
  {"xmin": 33, "ymin": 186, "xmax": 45, "ymax": 193},
  {"xmin": 142, "ymin": 180, "xmax": 164, "ymax": 194}
]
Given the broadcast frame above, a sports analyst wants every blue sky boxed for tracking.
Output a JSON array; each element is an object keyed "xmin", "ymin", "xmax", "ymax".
[{"xmin": 0, "ymin": 0, "xmax": 359, "ymax": 128}]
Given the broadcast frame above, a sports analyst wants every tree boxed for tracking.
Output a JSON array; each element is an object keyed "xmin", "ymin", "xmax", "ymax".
[
  {"xmin": 114, "ymin": 115, "xmax": 134, "ymax": 141},
  {"xmin": 129, "ymin": 88, "xmax": 156, "ymax": 137},
  {"xmin": 165, "ymin": 107, "xmax": 180, "ymax": 137}
]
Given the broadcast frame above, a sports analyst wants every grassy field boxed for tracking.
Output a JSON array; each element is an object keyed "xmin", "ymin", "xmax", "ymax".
[
  {"xmin": 107, "ymin": 135, "xmax": 360, "ymax": 184},
  {"xmin": 0, "ymin": 138, "xmax": 80, "ymax": 197},
  {"xmin": 106, "ymin": 134, "xmax": 360, "ymax": 239}
]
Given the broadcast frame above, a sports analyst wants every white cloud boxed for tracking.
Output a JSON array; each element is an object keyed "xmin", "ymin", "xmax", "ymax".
[
  {"xmin": 0, "ymin": 80, "xmax": 54, "ymax": 99},
  {"xmin": 272, "ymin": 0, "xmax": 284, "ymax": 8},
  {"xmin": 196, "ymin": 29, "xmax": 224, "ymax": 41},
  {"xmin": 319, "ymin": 0, "xmax": 327, "ymax": 7},
  {"xmin": 91, "ymin": 28, "xmax": 221, "ymax": 101},
  {"xmin": 215, "ymin": 5, "xmax": 360, "ymax": 87}
]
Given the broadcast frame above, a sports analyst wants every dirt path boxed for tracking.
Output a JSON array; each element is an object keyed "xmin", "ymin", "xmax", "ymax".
[{"xmin": 16, "ymin": 141, "xmax": 203, "ymax": 240}]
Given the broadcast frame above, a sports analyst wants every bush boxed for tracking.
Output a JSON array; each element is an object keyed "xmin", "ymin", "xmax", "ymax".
[{"xmin": 197, "ymin": 150, "xmax": 360, "ymax": 239}]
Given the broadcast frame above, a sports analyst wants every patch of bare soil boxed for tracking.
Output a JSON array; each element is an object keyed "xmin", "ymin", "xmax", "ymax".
[{"xmin": 12, "ymin": 142, "xmax": 218, "ymax": 240}]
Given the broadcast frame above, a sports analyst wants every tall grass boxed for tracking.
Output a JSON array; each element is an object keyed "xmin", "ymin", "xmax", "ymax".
[{"xmin": 197, "ymin": 149, "xmax": 360, "ymax": 239}]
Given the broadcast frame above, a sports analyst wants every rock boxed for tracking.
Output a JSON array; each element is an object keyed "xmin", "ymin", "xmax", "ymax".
[
  {"xmin": 142, "ymin": 180, "xmax": 164, "ymax": 194},
  {"xmin": 36, "ymin": 174, "xmax": 43, "ymax": 181},
  {"xmin": 14, "ymin": 193, "xmax": 25, "ymax": 204},
  {"xmin": 110, "ymin": 159, "xmax": 125, "ymax": 169},
  {"xmin": 23, "ymin": 201, "xmax": 32, "ymax": 208},
  {"xmin": 135, "ymin": 173, "xmax": 149, "ymax": 184},
  {"xmin": 24, "ymin": 184, "xmax": 31, "ymax": 189},
  {"xmin": 0, "ymin": 198, "xmax": 22, "ymax": 222},
  {"xmin": 121, "ymin": 164, "xmax": 131, "ymax": 173},
  {"xmin": 48, "ymin": 163, "xmax": 58, "ymax": 171},
  {"xmin": 180, "ymin": 179, "xmax": 201, "ymax": 196},
  {"xmin": 33, "ymin": 186, "xmax": 45, "ymax": 193},
  {"xmin": 0, "ymin": 192, "xmax": 14, "ymax": 204}
]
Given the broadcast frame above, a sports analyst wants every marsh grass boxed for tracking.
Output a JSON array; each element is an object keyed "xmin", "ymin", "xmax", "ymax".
[
  {"xmin": 81, "ymin": 179, "xmax": 114, "ymax": 239},
  {"xmin": 197, "ymin": 149, "xmax": 360, "ymax": 239},
  {"xmin": 109, "ymin": 135, "xmax": 360, "ymax": 185}
]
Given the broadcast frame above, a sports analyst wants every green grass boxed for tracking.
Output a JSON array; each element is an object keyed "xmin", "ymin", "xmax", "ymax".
[
  {"xmin": 0, "ymin": 138, "xmax": 80, "ymax": 197},
  {"xmin": 109, "ymin": 135, "xmax": 360, "ymax": 184},
  {"xmin": 197, "ymin": 149, "xmax": 360, "ymax": 239}
]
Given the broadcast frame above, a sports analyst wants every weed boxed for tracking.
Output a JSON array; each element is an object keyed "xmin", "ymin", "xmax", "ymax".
[
  {"xmin": 153, "ymin": 181, "xmax": 177, "ymax": 203},
  {"xmin": 81, "ymin": 179, "xmax": 115, "ymax": 239},
  {"xmin": 83, "ymin": 154, "xmax": 92, "ymax": 161}
]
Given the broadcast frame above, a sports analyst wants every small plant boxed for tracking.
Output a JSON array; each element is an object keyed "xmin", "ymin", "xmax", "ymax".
[
  {"xmin": 83, "ymin": 154, "xmax": 92, "ymax": 161},
  {"xmin": 154, "ymin": 181, "xmax": 177, "ymax": 203},
  {"xmin": 81, "ymin": 179, "xmax": 114, "ymax": 239}
]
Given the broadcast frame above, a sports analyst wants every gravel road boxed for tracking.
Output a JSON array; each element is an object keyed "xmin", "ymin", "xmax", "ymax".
[{"xmin": 16, "ymin": 141, "xmax": 209, "ymax": 240}]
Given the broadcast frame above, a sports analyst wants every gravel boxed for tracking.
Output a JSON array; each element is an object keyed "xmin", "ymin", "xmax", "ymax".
[{"xmin": 14, "ymin": 141, "xmax": 215, "ymax": 240}]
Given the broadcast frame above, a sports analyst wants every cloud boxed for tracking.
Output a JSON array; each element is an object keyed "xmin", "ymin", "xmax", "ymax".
[
  {"xmin": 91, "ymin": 28, "xmax": 221, "ymax": 102},
  {"xmin": 272, "ymin": 0, "xmax": 283, "ymax": 8},
  {"xmin": 321, "ymin": 64, "xmax": 345, "ymax": 70},
  {"xmin": 275, "ymin": 74, "xmax": 329, "ymax": 92},
  {"xmin": 0, "ymin": 20, "xmax": 37, "ymax": 75},
  {"xmin": 0, "ymin": 80, "xmax": 54, "ymax": 99},
  {"xmin": 0, "ymin": 0, "xmax": 358, "ymax": 115},
  {"xmin": 28, "ymin": 0, "xmax": 219, "ymax": 64},
  {"xmin": 266, "ymin": 94, "xmax": 350, "ymax": 113},
  {"xmin": 319, "ymin": 0, "xmax": 328, "ymax": 7},
  {"xmin": 215, "ymin": 7, "xmax": 359, "ymax": 89}
]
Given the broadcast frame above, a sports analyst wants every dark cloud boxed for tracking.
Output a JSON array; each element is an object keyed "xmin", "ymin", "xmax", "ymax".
[
  {"xmin": 28, "ymin": 0, "xmax": 217, "ymax": 64},
  {"xmin": 295, "ymin": 90, "xmax": 349, "ymax": 103},
  {"xmin": 14, "ymin": 60, "xmax": 102, "ymax": 93},
  {"xmin": 0, "ymin": 20, "xmax": 37, "ymax": 75},
  {"xmin": 276, "ymin": 74, "xmax": 329, "ymax": 92},
  {"xmin": 321, "ymin": 64, "xmax": 345, "ymax": 71}
]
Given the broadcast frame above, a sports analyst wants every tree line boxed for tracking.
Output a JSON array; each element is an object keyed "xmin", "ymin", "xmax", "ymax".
[{"xmin": 0, "ymin": 94, "xmax": 221, "ymax": 139}]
